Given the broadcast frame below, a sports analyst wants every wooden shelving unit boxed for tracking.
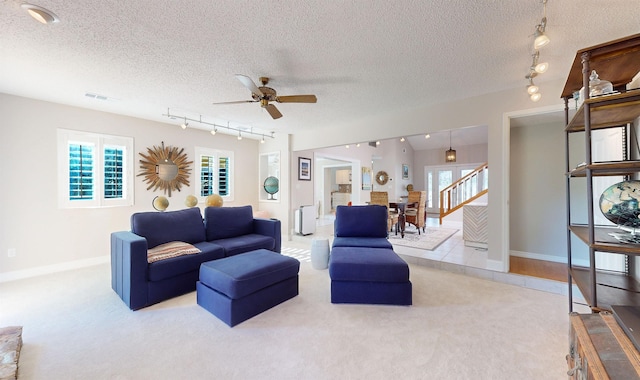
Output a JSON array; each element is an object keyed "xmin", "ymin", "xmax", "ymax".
[{"xmin": 563, "ymin": 33, "xmax": 640, "ymax": 312}]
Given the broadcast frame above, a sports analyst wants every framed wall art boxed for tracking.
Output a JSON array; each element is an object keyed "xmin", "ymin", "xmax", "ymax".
[
  {"xmin": 402, "ymin": 164, "xmax": 409, "ymax": 179},
  {"xmin": 298, "ymin": 157, "xmax": 311, "ymax": 180}
]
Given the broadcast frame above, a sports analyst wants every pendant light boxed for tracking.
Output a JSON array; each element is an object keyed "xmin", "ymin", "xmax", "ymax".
[{"xmin": 445, "ymin": 131, "xmax": 456, "ymax": 163}]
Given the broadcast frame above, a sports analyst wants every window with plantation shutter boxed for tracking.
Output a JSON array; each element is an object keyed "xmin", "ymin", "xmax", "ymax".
[
  {"xmin": 58, "ymin": 129, "xmax": 133, "ymax": 208},
  {"xmin": 104, "ymin": 145, "xmax": 125, "ymax": 199},
  {"xmin": 218, "ymin": 157, "xmax": 229, "ymax": 196},
  {"xmin": 200, "ymin": 155, "xmax": 215, "ymax": 196},
  {"xmin": 195, "ymin": 147, "xmax": 234, "ymax": 202},
  {"xmin": 69, "ymin": 143, "xmax": 94, "ymax": 200}
]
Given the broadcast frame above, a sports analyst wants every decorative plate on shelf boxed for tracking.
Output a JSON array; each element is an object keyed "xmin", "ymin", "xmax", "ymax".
[{"xmin": 599, "ymin": 180, "xmax": 640, "ymax": 229}]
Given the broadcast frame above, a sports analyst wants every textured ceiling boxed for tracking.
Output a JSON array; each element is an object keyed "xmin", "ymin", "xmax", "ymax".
[{"xmin": 1, "ymin": 0, "xmax": 639, "ymax": 146}]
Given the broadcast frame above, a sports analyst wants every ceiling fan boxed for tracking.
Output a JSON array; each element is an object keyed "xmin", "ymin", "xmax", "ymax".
[{"xmin": 212, "ymin": 75, "xmax": 317, "ymax": 119}]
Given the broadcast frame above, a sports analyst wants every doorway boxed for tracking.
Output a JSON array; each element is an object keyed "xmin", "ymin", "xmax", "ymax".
[{"xmin": 314, "ymin": 153, "xmax": 361, "ymax": 219}]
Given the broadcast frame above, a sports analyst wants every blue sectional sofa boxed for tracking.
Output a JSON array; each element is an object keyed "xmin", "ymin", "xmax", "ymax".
[
  {"xmin": 329, "ymin": 205, "xmax": 412, "ymax": 305},
  {"xmin": 111, "ymin": 205, "xmax": 281, "ymax": 310}
]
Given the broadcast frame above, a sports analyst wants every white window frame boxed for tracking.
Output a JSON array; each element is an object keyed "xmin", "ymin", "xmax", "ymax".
[
  {"xmin": 57, "ymin": 129, "xmax": 134, "ymax": 208},
  {"xmin": 195, "ymin": 146, "xmax": 234, "ymax": 203}
]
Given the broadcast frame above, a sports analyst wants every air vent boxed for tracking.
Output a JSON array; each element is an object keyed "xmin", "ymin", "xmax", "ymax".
[{"xmin": 85, "ymin": 92, "xmax": 113, "ymax": 101}]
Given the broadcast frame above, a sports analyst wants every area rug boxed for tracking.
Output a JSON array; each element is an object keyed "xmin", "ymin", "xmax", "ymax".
[{"xmin": 388, "ymin": 226, "xmax": 459, "ymax": 250}]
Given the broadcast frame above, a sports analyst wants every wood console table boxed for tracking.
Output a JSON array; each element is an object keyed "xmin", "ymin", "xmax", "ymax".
[{"xmin": 568, "ymin": 312, "xmax": 640, "ymax": 379}]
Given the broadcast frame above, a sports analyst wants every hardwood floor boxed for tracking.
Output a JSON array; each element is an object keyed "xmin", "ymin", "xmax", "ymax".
[{"xmin": 509, "ymin": 256, "xmax": 568, "ymax": 283}]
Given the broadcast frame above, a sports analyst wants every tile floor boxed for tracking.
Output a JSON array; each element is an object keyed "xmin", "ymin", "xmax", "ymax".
[{"xmin": 283, "ymin": 215, "xmax": 585, "ymax": 304}]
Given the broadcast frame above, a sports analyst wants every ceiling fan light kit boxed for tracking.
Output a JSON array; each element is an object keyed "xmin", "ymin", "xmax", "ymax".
[
  {"xmin": 212, "ymin": 75, "xmax": 317, "ymax": 120},
  {"xmin": 524, "ymin": 0, "xmax": 550, "ymax": 102}
]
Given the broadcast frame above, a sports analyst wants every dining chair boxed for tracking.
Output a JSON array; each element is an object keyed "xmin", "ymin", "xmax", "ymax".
[
  {"xmin": 369, "ymin": 191, "xmax": 399, "ymax": 233},
  {"xmin": 404, "ymin": 191, "xmax": 426, "ymax": 234}
]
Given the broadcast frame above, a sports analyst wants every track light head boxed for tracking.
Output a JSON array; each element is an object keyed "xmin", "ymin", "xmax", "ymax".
[{"xmin": 533, "ymin": 17, "xmax": 550, "ymax": 50}]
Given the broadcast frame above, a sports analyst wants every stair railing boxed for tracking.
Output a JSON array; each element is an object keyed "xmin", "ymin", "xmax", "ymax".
[{"xmin": 439, "ymin": 162, "xmax": 488, "ymax": 224}]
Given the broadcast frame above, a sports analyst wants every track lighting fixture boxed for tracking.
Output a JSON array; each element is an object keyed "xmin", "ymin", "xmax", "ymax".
[
  {"xmin": 525, "ymin": 0, "xmax": 550, "ymax": 101},
  {"xmin": 163, "ymin": 108, "xmax": 274, "ymax": 140},
  {"xmin": 21, "ymin": 3, "xmax": 60, "ymax": 24},
  {"xmin": 425, "ymin": 134, "xmax": 431, "ymax": 139},
  {"xmin": 237, "ymin": 132, "xmax": 242, "ymax": 140},
  {"xmin": 261, "ymin": 136, "xmax": 265, "ymax": 144},
  {"xmin": 400, "ymin": 137, "xmax": 405, "ymax": 142}
]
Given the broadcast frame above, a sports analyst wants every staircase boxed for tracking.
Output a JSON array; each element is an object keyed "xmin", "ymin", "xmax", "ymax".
[{"xmin": 439, "ymin": 162, "xmax": 488, "ymax": 224}]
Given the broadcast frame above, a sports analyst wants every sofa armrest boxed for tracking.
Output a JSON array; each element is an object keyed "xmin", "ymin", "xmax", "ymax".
[
  {"xmin": 111, "ymin": 231, "xmax": 149, "ymax": 310},
  {"xmin": 253, "ymin": 218, "xmax": 282, "ymax": 253}
]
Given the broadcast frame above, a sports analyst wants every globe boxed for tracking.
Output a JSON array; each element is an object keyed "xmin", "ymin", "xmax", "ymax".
[
  {"xmin": 264, "ymin": 176, "xmax": 279, "ymax": 200},
  {"xmin": 185, "ymin": 195, "xmax": 198, "ymax": 208},
  {"xmin": 206, "ymin": 194, "xmax": 224, "ymax": 207},
  {"xmin": 152, "ymin": 196, "xmax": 169, "ymax": 211},
  {"xmin": 599, "ymin": 180, "xmax": 640, "ymax": 228}
]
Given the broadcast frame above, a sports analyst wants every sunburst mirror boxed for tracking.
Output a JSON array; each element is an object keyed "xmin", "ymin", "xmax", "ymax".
[{"xmin": 138, "ymin": 141, "xmax": 192, "ymax": 196}]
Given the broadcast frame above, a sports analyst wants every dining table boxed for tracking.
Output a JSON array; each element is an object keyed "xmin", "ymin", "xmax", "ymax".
[{"xmin": 388, "ymin": 201, "xmax": 417, "ymax": 238}]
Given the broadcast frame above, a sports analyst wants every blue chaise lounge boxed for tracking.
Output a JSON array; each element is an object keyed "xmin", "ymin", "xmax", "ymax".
[{"xmin": 329, "ymin": 205, "xmax": 412, "ymax": 305}]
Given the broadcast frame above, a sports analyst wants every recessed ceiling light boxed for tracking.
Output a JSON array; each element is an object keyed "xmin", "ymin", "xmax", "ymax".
[{"xmin": 21, "ymin": 3, "xmax": 60, "ymax": 24}]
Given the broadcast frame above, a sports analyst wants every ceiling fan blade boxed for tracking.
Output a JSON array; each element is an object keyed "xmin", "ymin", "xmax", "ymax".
[
  {"xmin": 276, "ymin": 95, "xmax": 317, "ymax": 103},
  {"xmin": 235, "ymin": 74, "xmax": 264, "ymax": 97},
  {"xmin": 212, "ymin": 100, "xmax": 257, "ymax": 105},
  {"xmin": 265, "ymin": 104, "xmax": 283, "ymax": 119}
]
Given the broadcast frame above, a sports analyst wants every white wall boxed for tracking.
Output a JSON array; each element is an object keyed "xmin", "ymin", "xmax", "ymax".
[
  {"xmin": 509, "ymin": 122, "xmax": 566, "ymax": 261},
  {"xmin": 0, "ymin": 93, "xmax": 261, "ymax": 278}
]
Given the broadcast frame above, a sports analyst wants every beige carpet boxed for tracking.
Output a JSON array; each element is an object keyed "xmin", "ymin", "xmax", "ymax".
[
  {"xmin": 388, "ymin": 226, "xmax": 459, "ymax": 250},
  {"xmin": 0, "ymin": 255, "xmax": 584, "ymax": 379}
]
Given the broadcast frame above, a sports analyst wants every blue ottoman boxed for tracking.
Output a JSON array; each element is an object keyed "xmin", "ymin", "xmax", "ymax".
[
  {"xmin": 329, "ymin": 247, "xmax": 412, "ymax": 305},
  {"xmin": 197, "ymin": 249, "xmax": 300, "ymax": 327}
]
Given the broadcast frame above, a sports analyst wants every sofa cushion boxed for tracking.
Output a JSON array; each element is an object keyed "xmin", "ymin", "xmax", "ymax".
[
  {"xmin": 131, "ymin": 207, "xmax": 206, "ymax": 249},
  {"xmin": 148, "ymin": 241, "xmax": 225, "ymax": 282},
  {"xmin": 204, "ymin": 205, "xmax": 254, "ymax": 241},
  {"xmin": 199, "ymin": 249, "xmax": 299, "ymax": 299},
  {"xmin": 334, "ymin": 205, "xmax": 388, "ymax": 238},
  {"xmin": 332, "ymin": 236, "xmax": 392, "ymax": 249},
  {"xmin": 213, "ymin": 234, "xmax": 276, "ymax": 257},
  {"xmin": 147, "ymin": 241, "xmax": 201, "ymax": 263},
  {"xmin": 329, "ymin": 247, "xmax": 409, "ymax": 283}
]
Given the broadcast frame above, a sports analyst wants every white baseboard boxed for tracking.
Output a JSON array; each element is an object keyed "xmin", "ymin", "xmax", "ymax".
[
  {"xmin": 0, "ymin": 255, "xmax": 109, "ymax": 283},
  {"xmin": 509, "ymin": 250, "xmax": 588, "ymax": 267}
]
